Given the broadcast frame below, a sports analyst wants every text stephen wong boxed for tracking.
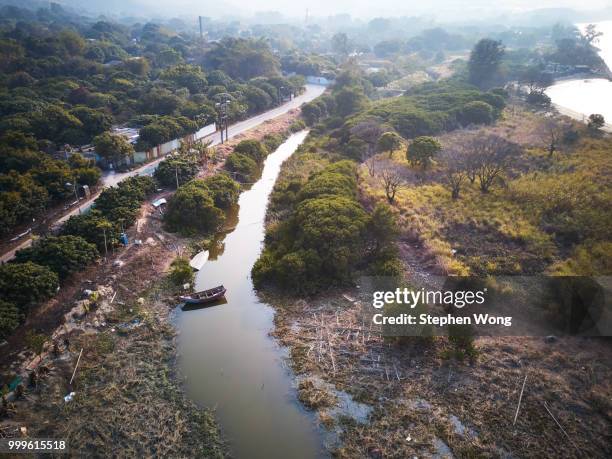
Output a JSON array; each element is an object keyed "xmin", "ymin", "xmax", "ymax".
[{"xmin": 372, "ymin": 313, "xmax": 513, "ymax": 327}]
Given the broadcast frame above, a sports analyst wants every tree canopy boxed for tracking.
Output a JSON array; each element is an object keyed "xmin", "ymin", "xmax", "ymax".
[{"xmin": 14, "ymin": 235, "xmax": 99, "ymax": 280}]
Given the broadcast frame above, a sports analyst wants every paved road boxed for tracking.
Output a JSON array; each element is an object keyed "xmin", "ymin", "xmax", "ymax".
[{"xmin": 0, "ymin": 84, "xmax": 326, "ymax": 263}]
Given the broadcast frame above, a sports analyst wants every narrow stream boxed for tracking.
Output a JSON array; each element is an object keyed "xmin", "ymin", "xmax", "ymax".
[{"xmin": 176, "ymin": 131, "xmax": 325, "ymax": 459}]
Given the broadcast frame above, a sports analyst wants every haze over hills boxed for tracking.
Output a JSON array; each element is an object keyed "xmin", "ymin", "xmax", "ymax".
[{"xmin": 4, "ymin": 0, "xmax": 612, "ymax": 24}]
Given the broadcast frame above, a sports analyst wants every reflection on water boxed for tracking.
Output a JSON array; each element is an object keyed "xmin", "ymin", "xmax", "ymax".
[{"xmin": 176, "ymin": 131, "xmax": 325, "ymax": 459}]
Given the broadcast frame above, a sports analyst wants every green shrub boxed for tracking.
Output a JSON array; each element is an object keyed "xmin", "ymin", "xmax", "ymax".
[
  {"xmin": 164, "ymin": 180, "xmax": 225, "ymax": 234},
  {"xmin": 297, "ymin": 163, "xmax": 357, "ymax": 201},
  {"xmin": 289, "ymin": 119, "xmax": 306, "ymax": 132},
  {"xmin": 225, "ymin": 152, "xmax": 258, "ymax": 182},
  {"xmin": 458, "ymin": 101, "xmax": 494, "ymax": 125},
  {"xmin": 169, "ymin": 257, "xmax": 194, "ymax": 286},
  {"xmin": 262, "ymin": 133, "xmax": 284, "ymax": 152},
  {"xmin": 233, "ymin": 139, "xmax": 268, "ymax": 162},
  {"xmin": 0, "ymin": 262, "xmax": 59, "ymax": 312},
  {"xmin": 202, "ymin": 173, "xmax": 240, "ymax": 208},
  {"xmin": 62, "ymin": 210, "xmax": 119, "ymax": 252},
  {"xmin": 0, "ymin": 300, "xmax": 22, "ymax": 340},
  {"xmin": 154, "ymin": 156, "xmax": 199, "ymax": 188}
]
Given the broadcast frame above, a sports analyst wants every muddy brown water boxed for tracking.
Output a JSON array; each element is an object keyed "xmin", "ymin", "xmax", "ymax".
[{"xmin": 176, "ymin": 131, "xmax": 326, "ymax": 459}]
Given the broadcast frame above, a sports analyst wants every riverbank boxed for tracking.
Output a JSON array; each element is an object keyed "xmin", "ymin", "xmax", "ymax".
[
  {"xmin": 0, "ymin": 109, "xmax": 305, "ymax": 453},
  {"xmin": 256, "ymin": 109, "xmax": 612, "ymax": 457},
  {"xmin": 0, "ymin": 197, "xmax": 226, "ymax": 455}
]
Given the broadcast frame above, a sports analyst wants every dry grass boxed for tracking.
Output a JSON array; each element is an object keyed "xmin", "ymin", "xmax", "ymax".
[{"xmin": 267, "ymin": 289, "xmax": 612, "ymax": 458}]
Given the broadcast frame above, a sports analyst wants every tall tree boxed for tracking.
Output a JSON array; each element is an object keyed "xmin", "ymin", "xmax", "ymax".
[
  {"xmin": 407, "ymin": 136, "xmax": 441, "ymax": 169},
  {"xmin": 93, "ymin": 132, "xmax": 134, "ymax": 165},
  {"xmin": 468, "ymin": 39, "xmax": 504, "ymax": 88}
]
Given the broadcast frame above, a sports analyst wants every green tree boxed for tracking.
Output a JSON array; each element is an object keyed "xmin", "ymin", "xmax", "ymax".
[
  {"xmin": 203, "ymin": 173, "xmax": 240, "ymax": 208},
  {"xmin": 334, "ymin": 87, "xmax": 367, "ymax": 117},
  {"xmin": 331, "ymin": 33, "xmax": 350, "ymax": 57},
  {"xmin": 407, "ymin": 136, "xmax": 441, "ymax": 168},
  {"xmin": 31, "ymin": 105, "xmax": 83, "ymax": 142},
  {"xmin": 459, "ymin": 101, "xmax": 494, "ymax": 125},
  {"xmin": 14, "ymin": 235, "xmax": 99, "ymax": 280},
  {"xmin": 468, "ymin": 39, "xmax": 504, "ymax": 88},
  {"xmin": 302, "ymin": 102, "xmax": 324, "ymax": 126},
  {"xmin": 70, "ymin": 106, "xmax": 113, "ymax": 136},
  {"xmin": 377, "ymin": 132, "xmax": 402, "ymax": 158},
  {"xmin": 164, "ymin": 180, "xmax": 225, "ymax": 234},
  {"xmin": 225, "ymin": 153, "xmax": 258, "ymax": 182},
  {"xmin": 233, "ymin": 139, "xmax": 268, "ymax": 162},
  {"xmin": 124, "ymin": 57, "xmax": 150, "ymax": 76},
  {"xmin": 366, "ymin": 203, "xmax": 399, "ymax": 256},
  {"xmin": 0, "ymin": 262, "xmax": 59, "ymax": 312},
  {"xmin": 58, "ymin": 29, "xmax": 85, "ymax": 56},
  {"xmin": 242, "ymin": 86, "xmax": 273, "ymax": 113},
  {"xmin": 204, "ymin": 37, "xmax": 280, "ymax": 80},
  {"xmin": 0, "ymin": 300, "xmax": 22, "ymax": 340},
  {"xmin": 93, "ymin": 132, "xmax": 135, "ymax": 165},
  {"xmin": 154, "ymin": 156, "xmax": 199, "ymax": 188},
  {"xmin": 160, "ymin": 64, "xmax": 208, "ymax": 93},
  {"xmin": 292, "ymin": 196, "xmax": 369, "ymax": 284},
  {"xmin": 62, "ymin": 210, "xmax": 119, "ymax": 253},
  {"xmin": 587, "ymin": 114, "xmax": 605, "ymax": 132}
]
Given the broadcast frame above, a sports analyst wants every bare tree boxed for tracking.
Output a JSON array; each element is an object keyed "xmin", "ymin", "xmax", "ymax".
[
  {"xmin": 364, "ymin": 154, "xmax": 377, "ymax": 177},
  {"xmin": 539, "ymin": 118, "xmax": 565, "ymax": 157},
  {"xmin": 465, "ymin": 134, "xmax": 521, "ymax": 193},
  {"xmin": 350, "ymin": 118, "xmax": 389, "ymax": 156},
  {"xmin": 439, "ymin": 148, "xmax": 468, "ymax": 199},
  {"xmin": 378, "ymin": 166, "xmax": 405, "ymax": 203}
]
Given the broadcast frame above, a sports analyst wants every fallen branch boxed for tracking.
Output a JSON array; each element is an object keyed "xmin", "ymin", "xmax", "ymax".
[
  {"xmin": 513, "ymin": 373, "xmax": 527, "ymax": 426},
  {"xmin": 542, "ymin": 401, "xmax": 580, "ymax": 452},
  {"xmin": 69, "ymin": 348, "xmax": 84, "ymax": 386}
]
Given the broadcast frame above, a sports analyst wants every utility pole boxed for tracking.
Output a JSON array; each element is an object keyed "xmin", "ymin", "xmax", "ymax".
[
  {"xmin": 225, "ymin": 104, "xmax": 229, "ymax": 140},
  {"xmin": 102, "ymin": 227, "xmax": 108, "ymax": 260},
  {"xmin": 72, "ymin": 176, "xmax": 81, "ymax": 214},
  {"xmin": 215, "ymin": 97, "xmax": 231, "ymax": 144},
  {"xmin": 198, "ymin": 16, "xmax": 204, "ymax": 40},
  {"xmin": 175, "ymin": 165, "xmax": 180, "ymax": 189}
]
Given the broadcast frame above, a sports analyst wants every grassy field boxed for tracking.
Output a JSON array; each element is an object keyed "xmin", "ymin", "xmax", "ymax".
[{"xmin": 360, "ymin": 107, "xmax": 612, "ymax": 277}]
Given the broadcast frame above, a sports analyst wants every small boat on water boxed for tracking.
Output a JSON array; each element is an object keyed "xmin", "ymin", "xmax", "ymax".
[{"xmin": 179, "ymin": 285, "xmax": 227, "ymax": 305}]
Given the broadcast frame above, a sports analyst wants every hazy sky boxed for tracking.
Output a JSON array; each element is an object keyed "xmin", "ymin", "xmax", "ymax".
[{"xmin": 127, "ymin": 0, "xmax": 610, "ymax": 19}]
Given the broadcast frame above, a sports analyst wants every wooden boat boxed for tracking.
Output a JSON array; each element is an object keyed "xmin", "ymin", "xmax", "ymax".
[{"xmin": 179, "ymin": 285, "xmax": 226, "ymax": 305}]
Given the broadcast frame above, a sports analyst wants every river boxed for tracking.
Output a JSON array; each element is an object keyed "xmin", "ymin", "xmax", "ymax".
[
  {"xmin": 546, "ymin": 21, "xmax": 612, "ymax": 124},
  {"xmin": 176, "ymin": 131, "xmax": 326, "ymax": 459}
]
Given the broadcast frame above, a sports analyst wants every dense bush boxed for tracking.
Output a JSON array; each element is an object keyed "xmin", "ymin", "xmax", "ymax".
[
  {"xmin": 154, "ymin": 155, "xmax": 199, "ymax": 188},
  {"xmin": 233, "ymin": 139, "xmax": 268, "ymax": 162},
  {"xmin": 262, "ymin": 133, "xmax": 284, "ymax": 152},
  {"xmin": 297, "ymin": 160, "xmax": 357, "ymax": 201},
  {"xmin": 14, "ymin": 235, "xmax": 99, "ymax": 280},
  {"xmin": 253, "ymin": 160, "xmax": 400, "ymax": 293},
  {"xmin": 0, "ymin": 299, "xmax": 22, "ymax": 340},
  {"xmin": 458, "ymin": 101, "xmax": 494, "ymax": 125},
  {"xmin": 202, "ymin": 173, "xmax": 240, "ymax": 208},
  {"xmin": 357, "ymin": 81, "xmax": 505, "ymax": 139},
  {"xmin": 169, "ymin": 257, "xmax": 194, "ymax": 286},
  {"xmin": 225, "ymin": 152, "xmax": 258, "ymax": 182},
  {"xmin": 0, "ymin": 262, "xmax": 59, "ymax": 312},
  {"xmin": 164, "ymin": 180, "xmax": 225, "ymax": 234},
  {"xmin": 62, "ymin": 210, "xmax": 120, "ymax": 252}
]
